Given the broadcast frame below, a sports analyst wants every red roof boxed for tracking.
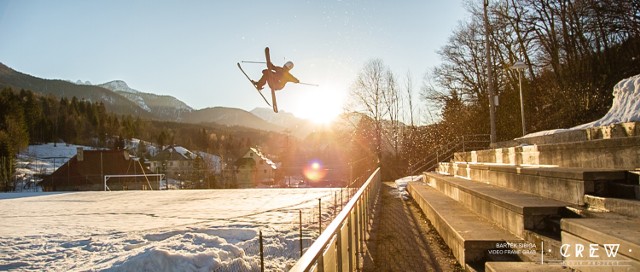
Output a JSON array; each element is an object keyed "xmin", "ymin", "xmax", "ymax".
[{"xmin": 40, "ymin": 150, "xmax": 147, "ymax": 190}]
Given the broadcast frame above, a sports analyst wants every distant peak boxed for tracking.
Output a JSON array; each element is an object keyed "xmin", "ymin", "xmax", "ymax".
[
  {"xmin": 100, "ymin": 80, "xmax": 138, "ymax": 93},
  {"xmin": 75, "ymin": 80, "xmax": 92, "ymax": 85}
]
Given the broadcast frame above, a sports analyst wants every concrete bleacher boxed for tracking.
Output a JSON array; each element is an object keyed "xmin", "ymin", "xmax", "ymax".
[
  {"xmin": 407, "ymin": 124, "xmax": 640, "ymax": 271},
  {"xmin": 424, "ymin": 173, "xmax": 570, "ymax": 238},
  {"xmin": 438, "ymin": 162, "xmax": 628, "ymax": 205},
  {"xmin": 408, "ymin": 183, "xmax": 522, "ymax": 265}
]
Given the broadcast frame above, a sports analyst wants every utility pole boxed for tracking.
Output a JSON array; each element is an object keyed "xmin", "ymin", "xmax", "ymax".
[{"xmin": 484, "ymin": 0, "xmax": 497, "ymax": 145}]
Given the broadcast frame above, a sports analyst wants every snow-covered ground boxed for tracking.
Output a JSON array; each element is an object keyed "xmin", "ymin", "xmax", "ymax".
[
  {"xmin": 522, "ymin": 74, "xmax": 640, "ymax": 138},
  {"xmin": 0, "ymin": 188, "xmax": 342, "ymax": 271},
  {"xmin": 394, "ymin": 175, "xmax": 422, "ymax": 200}
]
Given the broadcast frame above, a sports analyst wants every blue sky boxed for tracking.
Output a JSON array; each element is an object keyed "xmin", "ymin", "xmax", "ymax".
[{"xmin": 0, "ymin": 0, "xmax": 467, "ymax": 123}]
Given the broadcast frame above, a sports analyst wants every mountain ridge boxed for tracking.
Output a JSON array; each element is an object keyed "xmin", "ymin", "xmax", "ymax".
[
  {"xmin": 0, "ymin": 62, "xmax": 155, "ymax": 119},
  {"xmin": 0, "ymin": 62, "xmax": 322, "ymax": 137},
  {"xmin": 182, "ymin": 106, "xmax": 286, "ymax": 133},
  {"xmin": 98, "ymin": 80, "xmax": 193, "ymax": 121}
]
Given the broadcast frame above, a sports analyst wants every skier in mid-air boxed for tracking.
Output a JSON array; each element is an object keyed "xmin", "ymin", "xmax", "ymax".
[
  {"xmin": 251, "ymin": 60, "xmax": 300, "ymax": 91},
  {"xmin": 238, "ymin": 47, "xmax": 314, "ymax": 113}
]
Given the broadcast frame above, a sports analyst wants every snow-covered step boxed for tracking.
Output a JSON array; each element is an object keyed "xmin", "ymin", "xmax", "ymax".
[{"xmin": 424, "ymin": 172, "xmax": 570, "ymax": 238}]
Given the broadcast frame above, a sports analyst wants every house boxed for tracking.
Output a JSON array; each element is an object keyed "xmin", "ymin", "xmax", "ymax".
[
  {"xmin": 148, "ymin": 145, "xmax": 199, "ymax": 179},
  {"xmin": 40, "ymin": 148, "xmax": 154, "ymax": 191},
  {"xmin": 234, "ymin": 147, "xmax": 277, "ymax": 188}
]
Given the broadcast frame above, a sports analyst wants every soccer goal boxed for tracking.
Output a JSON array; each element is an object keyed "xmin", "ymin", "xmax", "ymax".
[{"xmin": 103, "ymin": 174, "xmax": 165, "ymax": 191}]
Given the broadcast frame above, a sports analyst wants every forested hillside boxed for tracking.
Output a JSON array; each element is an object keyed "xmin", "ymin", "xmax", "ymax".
[
  {"xmin": 0, "ymin": 88, "xmax": 290, "ymax": 186},
  {"xmin": 422, "ymin": 0, "xmax": 640, "ymax": 141}
]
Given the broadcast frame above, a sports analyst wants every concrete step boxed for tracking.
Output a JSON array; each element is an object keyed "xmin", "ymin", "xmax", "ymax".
[
  {"xmin": 453, "ymin": 134, "xmax": 640, "ymax": 169},
  {"xmin": 424, "ymin": 172, "xmax": 571, "ymax": 238},
  {"xmin": 561, "ymin": 218, "xmax": 640, "ymax": 271},
  {"xmin": 523, "ymin": 230, "xmax": 563, "ymax": 260},
  {"xmin": 439, "ymin": 162, "xmax": 627, "ymax": 205},
  {"xmin": 485, "ymin": 262, "xmax": 573, "ymax": 272},
  {"xmin": 584, "ymin": 195, "xmax": 640, "ymax": 218},
  {"xmin": 406, "ymin": 182, "xmax": 523, "ymax": 266}
]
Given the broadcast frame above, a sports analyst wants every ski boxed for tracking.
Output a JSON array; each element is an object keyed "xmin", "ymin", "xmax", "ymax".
[
  {"xmin": 264, "ymin": 47, "xmax": 278, "ymax": 113},
  {"xmin": 237, "ymin": 62, "xmax": 271, "ymax": 107}
]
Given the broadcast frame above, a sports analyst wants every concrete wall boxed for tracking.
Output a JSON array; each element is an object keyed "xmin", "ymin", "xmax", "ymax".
[{"xmin": 454, "ymin": 136, "xmax": 640, "ymax": 170}]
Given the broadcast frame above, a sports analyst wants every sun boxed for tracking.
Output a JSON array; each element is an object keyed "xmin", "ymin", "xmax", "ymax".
[{"xmin": 291, "ymin": 86, "xmax": 344, "ymax": 124}]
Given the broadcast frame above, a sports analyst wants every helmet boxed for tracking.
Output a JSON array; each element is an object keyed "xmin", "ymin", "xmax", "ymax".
[{"xmin": 284, "ymin": 61, "xmax": 294, "ymax": 70}]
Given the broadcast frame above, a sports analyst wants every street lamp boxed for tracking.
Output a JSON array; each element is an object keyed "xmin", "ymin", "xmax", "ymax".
[{"xmin": 510, "ymin": 60, "xmax": 527, "ymax": 136}]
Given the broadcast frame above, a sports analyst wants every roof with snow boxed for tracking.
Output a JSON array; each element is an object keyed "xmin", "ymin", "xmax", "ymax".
[
  {"xmin": 149, "ymin": 146, "xmax": 198, "ymax": 161},
  {"xmin": 248, "ymin": 147, "xmax": 277, "ymax": 170}
]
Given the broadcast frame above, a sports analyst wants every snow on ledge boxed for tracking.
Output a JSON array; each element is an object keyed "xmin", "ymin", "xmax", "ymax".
[{"xmin": 521, "ymin": 74, "xmax": 640, "ymax": 139}]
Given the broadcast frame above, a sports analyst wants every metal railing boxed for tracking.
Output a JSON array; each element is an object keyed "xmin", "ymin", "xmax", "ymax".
[
  {"xmin": 408, "ymin": 134, "xmax": 490, "ymax": 175},
  {"xmin": 290, "ymin": 167, "xmax": 381, "ymax": 272}
]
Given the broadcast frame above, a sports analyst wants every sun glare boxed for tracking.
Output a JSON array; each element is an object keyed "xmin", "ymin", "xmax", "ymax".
[
  {"xmin": 292, "ymin": 86, "xmax": 344, "ymax": 124},
  {"xmin": 303, "ymin": 160, "xmax": 327, "ymax": 182}
]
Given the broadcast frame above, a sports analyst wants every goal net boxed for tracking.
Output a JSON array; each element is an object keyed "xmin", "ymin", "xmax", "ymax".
[{"xmin": 103, "ymin": 174, "xmax": 165, "ymax": 191}]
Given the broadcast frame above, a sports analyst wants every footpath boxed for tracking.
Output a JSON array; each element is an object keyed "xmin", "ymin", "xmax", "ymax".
[{"xmin": 363, "ymin": 182, "xmax": 463, "ymax": 272}]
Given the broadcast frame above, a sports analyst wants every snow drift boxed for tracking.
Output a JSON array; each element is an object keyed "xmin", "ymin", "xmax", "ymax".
[
  {"xmin": 522, "ymin": 74, "xmax": 640, "ymax": 138},
  {"xmin": 0, "ymin": 189, "xmax": 340, "ymax": 271}
]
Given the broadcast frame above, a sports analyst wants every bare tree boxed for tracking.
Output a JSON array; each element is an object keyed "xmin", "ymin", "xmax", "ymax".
[
  {"xmin": 405, "ymin": 71, "xmax": 416, "ymax": 127},
  {"xmin": 349, "ymin": 59, "xmax": 391, "ymax": 166}
]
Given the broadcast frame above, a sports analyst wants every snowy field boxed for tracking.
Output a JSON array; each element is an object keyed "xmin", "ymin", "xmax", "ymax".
[{"xmin": 0, "ymin": 188, "xmax": 342, "ymax": 271}]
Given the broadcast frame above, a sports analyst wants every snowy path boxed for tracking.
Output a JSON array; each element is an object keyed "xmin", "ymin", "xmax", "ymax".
[{"xmin": 0, "ymin": 189, "xmax": 339, "ymax": 271}]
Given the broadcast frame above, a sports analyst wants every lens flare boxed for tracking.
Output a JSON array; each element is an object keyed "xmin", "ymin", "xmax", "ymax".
[{"xmin": 303, "ymin": 160, "xmax": 327, "ymax": 182}]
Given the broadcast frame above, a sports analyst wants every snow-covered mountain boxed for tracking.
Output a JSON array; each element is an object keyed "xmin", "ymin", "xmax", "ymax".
[
  {"xmin": 100, "ymin": 80, "xmax": 139, "ymax": 93},
  {"xmin": 0, "ymin": 63, "xmax": 332, "ymax": 133},
  {"xmin": 75, "ymin": 80, "xmax": 92, "ymax": 85},
  {"xmin": 98, "ymin": 80, "xmax": 193, "ymax": 121},
  {"xmin": 0, "ymin": 63, "xmax": 154, "ymax": 119}
]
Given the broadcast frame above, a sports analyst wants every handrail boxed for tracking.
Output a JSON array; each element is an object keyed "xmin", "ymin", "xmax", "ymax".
[
  {"xmin": 290, "ymin": 167, "xmax": 381, "ymax": 272},
  {"xmin": 408, "ymin": 134, "xmax": 490, "ymax": 175}
]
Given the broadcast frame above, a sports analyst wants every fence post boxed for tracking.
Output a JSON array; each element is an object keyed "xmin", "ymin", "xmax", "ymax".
[
  {"xmin": 356, "ymin": 199, "xmax": 362, "ymax": 270},
  {"xmin": 259, "ymin": 230, "xmax": 264, "ymax": 272},
  {"xmin": 318, "ymin": 198, "xmax": 322, "ymax": 234},
  {"xmin": 334, "ymin": 191, "xmax": 337, "ymax": 216},
  {"xmin": 299, "ymin": 209, "xmax": 303, "ymax": 257}
]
